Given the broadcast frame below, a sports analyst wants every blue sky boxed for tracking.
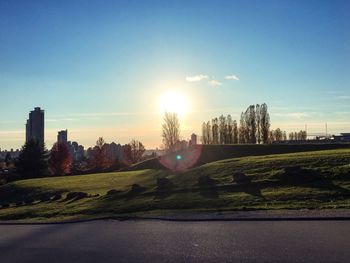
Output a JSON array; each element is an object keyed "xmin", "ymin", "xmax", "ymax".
[{"xmin": 1, "ymin": 0, "xmax": 349, "ymax": 150}]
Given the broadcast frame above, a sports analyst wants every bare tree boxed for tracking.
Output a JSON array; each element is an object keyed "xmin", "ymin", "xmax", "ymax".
[
  {"xmin": 162, "ymin": 112, "xmax": 180, "ymax": 152},
  {"xmin": 239, "ymin": 112, "xmax": 246, "ymax": 143},
  {"xmin": 201, "ymin": 122, "xmax": 208, "ymax": 144},
  {"xmin": 260, "ymin": 103, "xmax": 270, "ymax": 144},
  {"xmin": 212, "ymin": 118, "xmax": 219, "ymax": 144},
  {"xmin": 219, "ymin": 115, "xmax": 227, "ymax": 144},
  {"xmin": 90, "ymin": 137, "xmax": 108, "ymax": 170},
  {"xmin": 227, "ymin": 114, "xmax": 233, "ymax": 144},
  {"xmin": 233, "ymin": 120, "xmax": 238, "ymax": 144},
  {"xmin": 129, "ymin": 139, "xmax": 145, "ymax": 163},
  {"xmin": 256, "ymin": 104, "xmax": 261, "ymax": 144}
]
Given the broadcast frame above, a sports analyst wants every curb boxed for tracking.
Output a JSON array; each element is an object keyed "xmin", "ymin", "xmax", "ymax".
[{"xmin": 1, "ymin": 215, "xmax": 350, "ymax": 225}]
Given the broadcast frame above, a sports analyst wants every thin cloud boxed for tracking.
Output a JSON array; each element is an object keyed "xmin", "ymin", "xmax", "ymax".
[
  {"xmin": 335, "ymin": 95, "xmax": 350, "ymax": 100},
  {"xmin": 225, "ymin": 74, "xmax": 240, "ymax": 81},
  {"xmin": 185, "ymin": 74, "xmax": 208, "ymax": 82},
  {"xmin": 273, "ymin": 112, "xmax": 308, "ymax": 118},
  {"xmin": 208, "ymin": 79, "xmax": 222, "ymax": 86}
]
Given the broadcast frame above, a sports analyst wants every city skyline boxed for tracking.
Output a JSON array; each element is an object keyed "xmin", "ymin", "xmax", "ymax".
[{"xmin": 1, "ymin": 0, "xmax": 350, "ymax": 150}]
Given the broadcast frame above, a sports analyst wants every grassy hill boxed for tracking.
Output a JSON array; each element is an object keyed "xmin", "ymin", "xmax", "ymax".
[
  {"xmin": 0, "ymin": 149, "xmax": 349, "ymax": 222},
  {"xmin": 131, "ymin": 143, "xmax": 350, "ymax": 171}
]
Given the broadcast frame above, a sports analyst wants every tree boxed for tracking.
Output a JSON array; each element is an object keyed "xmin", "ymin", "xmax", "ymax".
[
  {"xmin": 206, "ymin": 121, "xmax": 212, "ymax": 144},
  {"xmin": 227, "ymin": 115, "xmax": 233, "ymax": 144},
  {"xmin": 128, "ymin": 139, "xmax": 145, "ymax": 164},
  {"xmin": 219, "ymin": 115, "xmax": 227, "ymax": 144},
  {"xmin": 90, "ymin": 137, "xmax": 108, "ymax": 170},
  {"xmin": 16, "ymin": 139, "xmax": 48, "ymax": 178},
  {"xmin": 212, "ymin": 118, "xmax": 219, "ymax": 144},
  {"xmin": 201, "ymin": 122, "xmax": 209, "ymax": 144},
  {"xmin": 49, "ymin": 142, "xmax": 72, "ymax": 175},
  {"xmin": 238, "ymin": 112, "xmax": 246, "ymax": 143},
  {"xmin": 4, "ymin": 153, "xmax": 11, "ymax": 167},
  {"xmin": 255, "ymin": 104, "xmax": 261, "ymax": 144},
  {"xmin": 248, "ymin": 105, "xmax": 256, "ymax": 143},
  {"xmin": 162, "ymin": 112, "xmax": 180, "ymax": 152},
  {"xmin": 260, "ymin": 103, "xmax": 270, "ymax": 144},
  {"xmin": 274, "ymin": 128, "xmax": 283, "ymax": 142},
  {"xmin": 233, "ymin": 120, "xmax": 238, "ymax": 144}
]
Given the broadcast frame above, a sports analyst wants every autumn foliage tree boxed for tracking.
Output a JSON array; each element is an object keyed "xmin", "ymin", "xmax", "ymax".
[{"xmin": 49, "ymin": 142, "xmax": 72, "ymax": 175}]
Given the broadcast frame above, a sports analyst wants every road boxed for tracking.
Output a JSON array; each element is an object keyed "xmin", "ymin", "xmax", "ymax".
[{"xmin": 0, "ymin": 220, "xmax": 349, "ymax": 262}]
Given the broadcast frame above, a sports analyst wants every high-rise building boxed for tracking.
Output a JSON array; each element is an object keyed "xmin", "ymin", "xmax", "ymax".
[
  {"xmin": 57, "ymin": 130, "xmax": 68, "ymax": 144},
  {"xmin": 25, "ymin": 107, "xmax": 44, "ymax": 145},
  {"xmin": 190, "ymin": 133, "xmax": 197, "ymax": 145}
]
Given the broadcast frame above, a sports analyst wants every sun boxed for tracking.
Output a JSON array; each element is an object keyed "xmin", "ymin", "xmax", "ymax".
[{"xmin": 158, "ymin": 90, "xmax": 190, "ymax": 117}]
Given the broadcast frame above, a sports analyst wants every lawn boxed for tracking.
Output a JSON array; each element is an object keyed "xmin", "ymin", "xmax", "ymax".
[{"xmin": 0, "ymin": 149, "xmax": 349, "ymax": 222}]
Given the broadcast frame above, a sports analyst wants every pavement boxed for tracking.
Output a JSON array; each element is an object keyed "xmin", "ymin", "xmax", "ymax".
[{"xmin": 0, "ymin": 219, "xmax": 349, "ymax": 262}]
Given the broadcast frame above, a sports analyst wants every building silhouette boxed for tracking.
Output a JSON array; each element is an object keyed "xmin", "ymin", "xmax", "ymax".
[
  {"xmin": 25, "ymin": 107, "xmax": 44, "ymax": 145},
  {"xmin": 57, "ymin": 130, "xmax": 68, "ymax": 144},
  {"xmin": 190, "ymin": 133, "xmax": 197, "ymax": 145}
]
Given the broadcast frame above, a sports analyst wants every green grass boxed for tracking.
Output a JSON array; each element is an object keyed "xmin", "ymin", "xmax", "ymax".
[{"xmin": 0, "ymin": 149, "xmax": 350, "ymax": 222}]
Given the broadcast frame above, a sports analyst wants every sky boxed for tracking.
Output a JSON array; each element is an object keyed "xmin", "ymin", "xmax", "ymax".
[{"xmin": 0, "ymin": 0, "xmax": 349, "ymax": 150}]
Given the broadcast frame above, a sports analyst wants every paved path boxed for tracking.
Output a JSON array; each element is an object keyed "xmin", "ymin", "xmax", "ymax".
[{"xmin": 0, "ymin": 220, "xmax": 349, "ymax": 262}]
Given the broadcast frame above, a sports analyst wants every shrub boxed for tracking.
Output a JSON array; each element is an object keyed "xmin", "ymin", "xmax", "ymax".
[
  {"xmin": 156, "ymin": 177, "xmax": 173, "ymax": 191},
  {"xmin": 198, "ymin": 175, "xmax": 216, "ymax": 187},
  {"xmin": 107, "ymin": 189, "xmax": 118, "ymax": 195},
  {"xmin": 233, "ymin": 172, "xmax": 251, "ymax": 184},
  {"xmin": 66, "ymin": 192, "xmax": 88, "ymax": 200}
]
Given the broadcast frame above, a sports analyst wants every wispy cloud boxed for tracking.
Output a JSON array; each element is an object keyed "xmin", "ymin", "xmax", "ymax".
[
  {"xmin": 185, "ymin": 74, "xmax": 208, "ymax": 82},
  {"xmin": 225, "ymin": 74, "xmax": 240, "ymax": 81},
  {"xmin": 208, "ymin": 79, "xmax": 222, "ymax": 86},
  {"xmin": 273, "ymin": 112, "xmax": 308, "ymax": 119},
  {"xmin": 335, "ymin": 95, "xmax": 350, "ymax": 100}
]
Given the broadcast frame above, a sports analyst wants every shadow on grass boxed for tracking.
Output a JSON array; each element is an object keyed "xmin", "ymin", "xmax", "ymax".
[{"xmin": 0, "ymin": 183, "xmax": 65, "ymax": 208}]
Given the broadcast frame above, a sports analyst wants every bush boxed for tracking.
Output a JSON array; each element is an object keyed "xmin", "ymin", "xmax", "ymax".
[
  {"xmin": 233, "ymin": 172, "xmax": 251, "ymax": 184},
  {"xmin": 131, "ymin": 184, "xmax": 143, "ymax": 193},
  {"xmin": 24, "ymin": 198, "xmax": 34, "ymax": 205},
  {"xmin": 66, "ymin": 192, "xmax": 88, "ymax": 200},
  {"xmin": 275, "ymin": 166, "xmax": 323, "ymax": 183},
  {"xmin": 156, "ymin": 177, "xmax": 173, "ymax": 191},
  {"xmin": 107, "ymin": 189, "xmax": 118, "ymax": 195},
  {"xmin": 198, "ymin": 175, "xmax": 216, "ymax": 187},
  {"xmin": 39, "ymin": 194, "xmax": 51, "ymax": 202},
  {"xmin": 51, "ymin": 193, "xmax": 62, "ymax": 201},
  {"xmin": 1, "ymin": 203, "xmax": 10, "ymax": 209}
]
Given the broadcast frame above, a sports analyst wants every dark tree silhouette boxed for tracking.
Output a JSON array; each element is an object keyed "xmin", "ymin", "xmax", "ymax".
[
  {"xmin": 90, "ymin": 137, "xmax": 108, "ymax": 170},
  {"xmin": 5, "ymin": 153, "xmax": 11, "ymax": 167},
  {"xmin": 16, "ymin": 139, "xmax": 48, "ymax": 178},
  {"xmin": 128, "ymin": 139, "xmax": 145, "ymax": 164},
  {"xmin": 162, "ymin": 112, "xmax": 180, "ymax": 152},
  {"xmin": 233, "ymin": 120, "xmax": 238, "ymax": 144},
  {"xmin": 256, "ymin": 104, "xmax": 261, "ymax": 144},
  {"xmin": 49, "ymin": 142, "xmax": 72, "ymax": 175},
  {"xmin": 260, "ymin": 103, "xmax": 270, "ymax": 144},
  {"xmin": 212, "ymin": 118, "xmax": 219, "ymax": 144}
]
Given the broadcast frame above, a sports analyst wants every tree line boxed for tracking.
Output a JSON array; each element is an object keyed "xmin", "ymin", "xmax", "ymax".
[
  {"xmin": 13, "ymin": 137, "xmax": 146, "ymax": 180},
  {"xmin": 202, "ymin": 103, "xmax": 289, "ymax": 144}
]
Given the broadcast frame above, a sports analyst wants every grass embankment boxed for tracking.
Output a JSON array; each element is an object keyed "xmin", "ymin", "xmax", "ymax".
[
  {"xmin": 0, "ymin": 149, "xmax": 350, "ymax": 222},
  {"xmin": 131, "ymin": 143, "xmax": 350, "ymax": 170}
]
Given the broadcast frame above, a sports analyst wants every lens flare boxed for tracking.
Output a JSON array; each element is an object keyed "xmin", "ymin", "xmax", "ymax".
[{"xmin": 158, "ymin": 145, "xmax": 203, "ymax": 171}]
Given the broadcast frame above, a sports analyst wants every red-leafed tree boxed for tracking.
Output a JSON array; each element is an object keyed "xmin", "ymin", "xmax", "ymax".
[{"xmin": 49, "ymin": 142, "xmax": 72, "ymax": 175}]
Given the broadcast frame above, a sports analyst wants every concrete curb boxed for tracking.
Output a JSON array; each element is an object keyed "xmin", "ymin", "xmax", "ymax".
[{"xmin": 1, "ymin": 214, "xmax": 350, "ymax": 225}]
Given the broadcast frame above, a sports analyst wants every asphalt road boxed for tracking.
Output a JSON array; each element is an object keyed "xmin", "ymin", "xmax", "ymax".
[{"xmin": 0, "ymin": 220, "xmax": 349, "ymax": 263}]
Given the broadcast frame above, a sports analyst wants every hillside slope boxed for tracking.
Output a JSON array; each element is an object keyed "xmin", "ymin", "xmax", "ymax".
[
  {"xmin": 0, "ymin": 149, "xmax": 349, "ymax": 222},
  {"xmin": 132, "ymin": 143, "xmax": 350, "ymax": 171}
]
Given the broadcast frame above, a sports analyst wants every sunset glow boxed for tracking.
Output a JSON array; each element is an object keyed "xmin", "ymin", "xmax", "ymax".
[{"xmin": 158, "ymin": 91, "xmax": 190, "ymax": 117}]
